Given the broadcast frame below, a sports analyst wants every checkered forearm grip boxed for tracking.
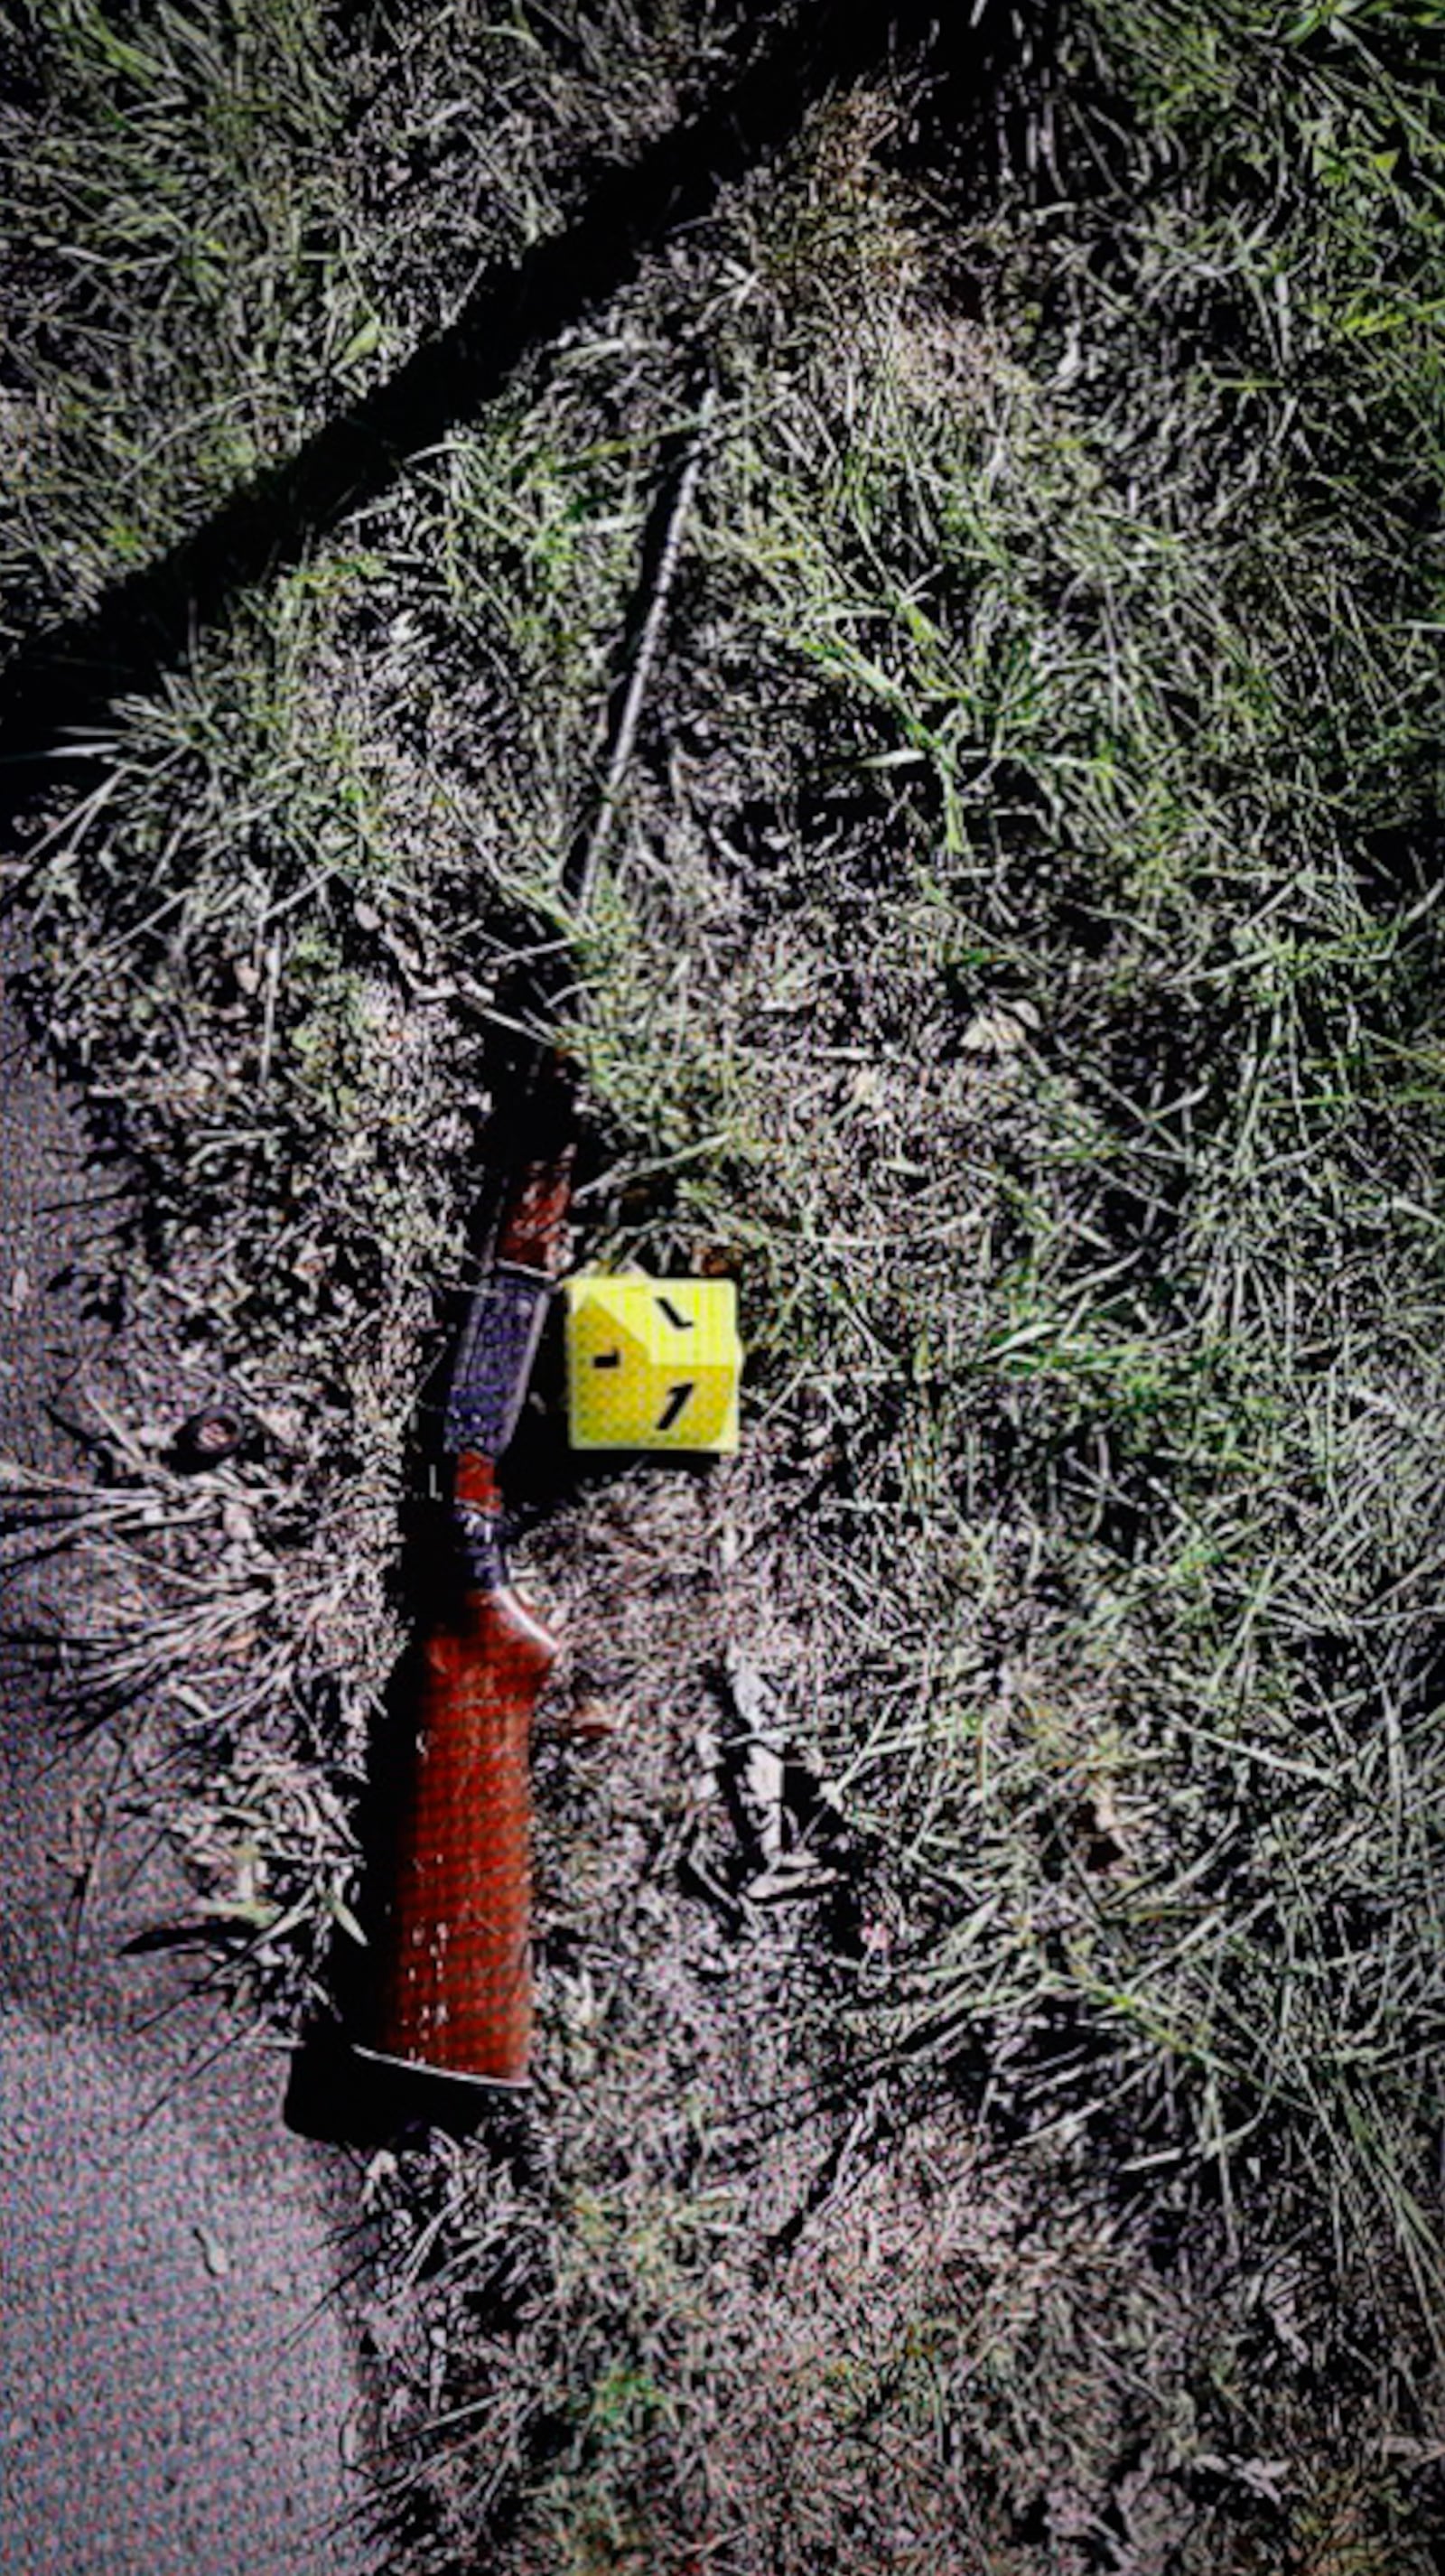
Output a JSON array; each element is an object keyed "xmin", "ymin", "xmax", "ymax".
[{"xmin": 371, "ymin": 1581, "xmax": 558, "ymax": 2086}]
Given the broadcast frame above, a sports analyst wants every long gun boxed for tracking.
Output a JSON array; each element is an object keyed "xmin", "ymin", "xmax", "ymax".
[{"xmin": 356, "ymin": 398, "xmax": 713, "ymax": 2088}]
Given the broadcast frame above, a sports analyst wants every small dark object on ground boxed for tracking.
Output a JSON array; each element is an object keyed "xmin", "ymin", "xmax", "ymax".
[{"xmin": 170, "ymin": 1406, "xmax": 255, "ymax": 1471}]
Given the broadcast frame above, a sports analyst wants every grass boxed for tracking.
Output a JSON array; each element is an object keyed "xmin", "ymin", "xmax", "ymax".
[
  {"xmin": 0, "ymin": 0, "xmax": 737, "ymax": 646},
  {"xmin": 5, "ymin": 0, "xmax": 1445, "ymax": 2568}
]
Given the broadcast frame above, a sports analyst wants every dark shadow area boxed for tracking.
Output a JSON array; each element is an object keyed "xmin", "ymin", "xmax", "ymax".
[{"xmin": 286, "ymin": 2014, "xmax": 538, "ymax": 2161}]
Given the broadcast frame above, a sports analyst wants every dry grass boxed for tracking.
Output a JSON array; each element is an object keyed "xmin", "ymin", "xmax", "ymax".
[{"xmin": 5, "ymin": 2, "xmax": 1445, "ymax": 2569}]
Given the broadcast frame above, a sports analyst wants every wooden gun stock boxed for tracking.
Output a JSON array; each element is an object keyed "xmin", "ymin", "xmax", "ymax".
[{"xmin": 363, "ymin": 1459, "xmax": 558, "ymax": 2088}]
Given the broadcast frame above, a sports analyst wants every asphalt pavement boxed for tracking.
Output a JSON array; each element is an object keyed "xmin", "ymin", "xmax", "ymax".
[{"xmin": 0, "ymin": 965, "xmax": 379, "ymax": 2576}]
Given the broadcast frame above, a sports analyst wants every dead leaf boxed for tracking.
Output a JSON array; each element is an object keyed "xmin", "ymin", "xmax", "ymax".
[
  {"xmin": 1081, "ymin": 1778, "xmax": 1128, "ymax": 1870},
  {"xmin": 959, "ymin": 998, "xmax": 1041, "ymax": 1055},
  {"xmin": 562, "ymin": 1694, "xmax": 618, "ymax": 1742},
  {"xmin": 723, "ymin": 1650, "xmax": 785, "ymax": 1736},
  {"xmin": 746, "ymin": 1854, "xmax": 841, "ymax": 1903},
  {"xmin": 744, "ymin": 1740, "xmax": 786, "ymax": 1861}
]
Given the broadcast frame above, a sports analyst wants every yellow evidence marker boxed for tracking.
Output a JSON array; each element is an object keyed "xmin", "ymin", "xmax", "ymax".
[{"xmin": 564, "ymin": 1274, "xmax": 741, "ymax": 1452}]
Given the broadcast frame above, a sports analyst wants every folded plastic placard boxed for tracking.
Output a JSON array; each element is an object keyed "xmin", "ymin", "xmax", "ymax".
[{"xmin": 564, "ymin": 1274, "xmax": 741, "ymax": 1451}]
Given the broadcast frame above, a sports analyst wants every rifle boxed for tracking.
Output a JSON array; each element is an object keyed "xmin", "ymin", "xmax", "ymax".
[{"xmin": 356, "ymin": 397, "xmax": 713, "ymax": 2089}]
